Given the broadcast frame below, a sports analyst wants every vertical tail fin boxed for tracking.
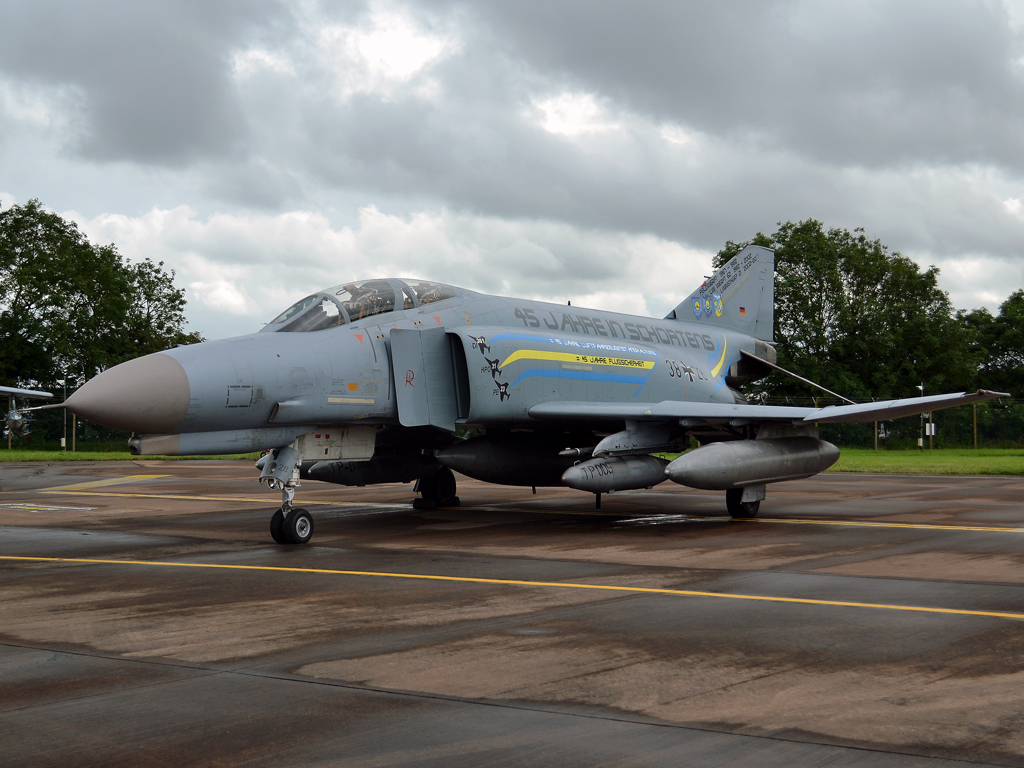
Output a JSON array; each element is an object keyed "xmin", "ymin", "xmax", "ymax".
[{"xmin": 665, "ymin": 246, "xmax": 775, "ymax": 342}]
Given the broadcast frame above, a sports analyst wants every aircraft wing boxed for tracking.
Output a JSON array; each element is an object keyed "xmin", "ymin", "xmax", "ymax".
[
  {"xmin": 529, "ymin": 401, "xmax": 813, "ymax": 423},
  {"xmin": 806, "ymin": 390, "xmax": 1009, "ymax": 423},
  {"xmin": 528, "ymin": 390, "xmax": 1009, "ymax": 425}
]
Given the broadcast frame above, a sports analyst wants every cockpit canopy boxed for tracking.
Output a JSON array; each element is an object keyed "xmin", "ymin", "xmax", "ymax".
[{"xmin": 263, "ymin": 279, "xmax": 459, "ymax": 333}]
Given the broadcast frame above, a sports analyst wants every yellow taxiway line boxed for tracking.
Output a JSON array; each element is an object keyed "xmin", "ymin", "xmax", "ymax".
[
  {"xmin": 483, "ymin": 508, "xmax": 1024, "ymax": 534},
  {"xmin": 2, "ymin": 555, "xmax": 1023, "ymax": 622},
  {"xmin": 31, "ymin": 489, "xmax": 1024, "ymax": 534},
  {"xmin": 38, "ymin": 490, "xmax": 397, "ymax": 507},
  {"xmin": 740, "ymin": 518, "xmax": 1024, "ymax": 534},
  {"xmin": 42, "ymin": 475, "xmax": 171, "ymax": 492}
]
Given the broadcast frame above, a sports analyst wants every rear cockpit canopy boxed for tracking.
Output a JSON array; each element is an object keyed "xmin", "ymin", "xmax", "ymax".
[{"xmin": 262, "ymin": 279, "xmax": 459, "ymax": 333}]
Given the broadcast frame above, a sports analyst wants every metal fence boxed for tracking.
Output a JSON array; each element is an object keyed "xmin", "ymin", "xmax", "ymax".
[{"xmin": 755, "ymin": 396, "xmax": 1024, "ymax": 449}]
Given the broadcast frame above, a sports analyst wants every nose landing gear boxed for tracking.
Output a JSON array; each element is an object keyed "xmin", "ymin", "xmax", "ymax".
[{"xmin": 259, "ymin": 447, "xmax": 315, "ymax": 545}]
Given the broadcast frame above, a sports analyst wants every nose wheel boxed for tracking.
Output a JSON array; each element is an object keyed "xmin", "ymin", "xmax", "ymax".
[
  {"xmin": 270, "ymin": 507, "xmax": 314, "ymax": 544},
  {"xmin": 270, "ymin": 509, "xmax": 286, "ymax": 543}
]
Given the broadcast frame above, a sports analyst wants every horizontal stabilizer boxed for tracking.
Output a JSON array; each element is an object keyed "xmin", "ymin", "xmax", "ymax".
[{"xmin": 0, "ymin": 386, "xmax": 53, "ymax": 399}]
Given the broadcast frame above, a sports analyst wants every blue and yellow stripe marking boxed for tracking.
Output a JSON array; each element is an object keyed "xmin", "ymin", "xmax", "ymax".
[
  {"xmin": 487, "ymin": 333, "xmax": 658, "ymax": 396},
  {"xmin": 709, "ymin": 335, "xmax": 728, "ymax": 378},
  {"xmin": 498, "ymin": 349, "xmax": 655, "ymax": 371},
  {"xmin": 2, "ymin": 555, "xmax": 1022, "ymax": 622},
  {"xmin": 508, "ymin": 368, "xmax": 651, "ymax": 390}
]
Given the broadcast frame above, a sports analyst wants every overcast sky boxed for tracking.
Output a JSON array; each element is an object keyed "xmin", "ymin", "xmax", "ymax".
[{"xmin": 2, "ymin": 0, "xmax": 1023, "ymax": 339}]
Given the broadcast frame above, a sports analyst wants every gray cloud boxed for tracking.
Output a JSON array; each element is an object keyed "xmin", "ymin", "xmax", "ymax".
[
  {"xmin": 467, "ymin": 0, "xmax": 1024, "ymax": 169},
  {"xmin": 0, "ymin": 0, "xmax": 281, "ymax": 164},
  {"xmin": 0, "ymin": 0, "xmax": 1022, "ymax": 337}
]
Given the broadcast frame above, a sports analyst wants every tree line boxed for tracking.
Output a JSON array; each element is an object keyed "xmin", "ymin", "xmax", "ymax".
[
  {"xmin": 2, "ymin": 200, "xmax": 201, "ymax": 447},
  {"xmin": 716, "ymin": 220, "xmax": 1023, "ymax": 447}
]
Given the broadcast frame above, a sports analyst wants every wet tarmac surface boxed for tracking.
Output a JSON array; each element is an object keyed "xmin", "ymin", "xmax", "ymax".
[{"xmin": 3, "ymin": 460, "xmax": 1024, "ymax": 766}]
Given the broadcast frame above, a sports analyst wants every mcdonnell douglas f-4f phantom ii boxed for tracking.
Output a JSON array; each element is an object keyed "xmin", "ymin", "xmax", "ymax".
[{"xmin": 59, "ymin": 246, "xmax": 1007, "ymax": 544}]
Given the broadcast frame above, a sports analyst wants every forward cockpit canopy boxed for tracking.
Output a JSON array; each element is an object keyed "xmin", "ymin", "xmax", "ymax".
[{"xmin": 263, "ymin": 279, "xmax": 458, "ymax": 333}]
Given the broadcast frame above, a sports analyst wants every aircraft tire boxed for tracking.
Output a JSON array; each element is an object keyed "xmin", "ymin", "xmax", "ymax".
[
  {"xmin": 434, "ymin": 468, "xmax": 458, "ymax": 507},
  {"xmin": 726, "ymin": 489, "xmax": 759, "ymax": 519},
  {"xmin": 285, "ymin": 508, "xmax": 314, "ymax": 544},
  {"xmin": 270, "ymin": 509, "xmax": 287, "ymax": 544},
  {"xmin": 417, "ymin": 468, "xmax": 459, "ymax": 508}
]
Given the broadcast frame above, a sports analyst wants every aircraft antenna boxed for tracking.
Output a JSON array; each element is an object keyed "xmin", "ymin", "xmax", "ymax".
[{"xmin": 739, "ymin": 350, "xmax": 855, "ymax": 405}]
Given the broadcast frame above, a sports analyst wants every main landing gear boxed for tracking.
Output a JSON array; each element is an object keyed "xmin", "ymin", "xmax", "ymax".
[
  {"xmin": 412, "ymin": 467, "xmax": 459, "ymax": 509},
  {"xmin": 726, "ymin": 487, "xmax": 761, "ymax": 519},
  {"xmin": 259, "ymin": 446, "xmax": 315, "ymax": 545}
]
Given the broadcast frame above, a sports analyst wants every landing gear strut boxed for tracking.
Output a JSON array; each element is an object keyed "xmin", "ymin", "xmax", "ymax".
[
  {"xmin": 259, "ymin": 447, "xmax": 315, "ymax": 545},
  {"xmin": 413, "ymin": 467, "xmax": 459, "ymax": 509}
]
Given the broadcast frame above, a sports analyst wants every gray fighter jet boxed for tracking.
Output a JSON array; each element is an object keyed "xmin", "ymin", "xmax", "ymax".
[{"xmin": 58, "ymin": 247, "xmax": 1007, "ymax": 544}]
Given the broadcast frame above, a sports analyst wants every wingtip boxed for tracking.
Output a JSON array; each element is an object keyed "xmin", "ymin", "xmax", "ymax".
[{"xmin": 978, "ymin": 389, "xmax": 1012, "ymax": 398}]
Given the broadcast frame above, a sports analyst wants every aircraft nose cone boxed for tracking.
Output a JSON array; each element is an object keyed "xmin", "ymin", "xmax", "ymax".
[
  {"xmin": 560, "ymin": 465, "xmax": 586, "ymax": 489},
  {"xmin": 65, "ymin": 353, "xmax": 190, "ymax": 433}
]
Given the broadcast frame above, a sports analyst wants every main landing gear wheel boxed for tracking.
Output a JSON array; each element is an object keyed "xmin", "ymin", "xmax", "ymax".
[
  {"xmin": 270, "ymin": 508, "xmax": 287, "ymax": 544},
  {"xmin": 413, "ymin": 467, "xmax": 460, "ymax": 509},
  {"xmin": 726, "ymin": 488, "xmax": 760, "ymax": 519},
  {"xmin": 284, "ymin": 508, "xmax": 314, "ymax": 544}
]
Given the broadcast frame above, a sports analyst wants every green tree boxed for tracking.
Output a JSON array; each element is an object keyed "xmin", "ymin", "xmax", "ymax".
[
  {"xmin": 715, "ymin": 220, "xmax": 977, "ymax": 403},
  {"xmin": 963, "ymin": 290, "xmax": 1024, "ymax": 398},
  {"xmin": 0, "ymin": 199, "xmax": 202, "ymax": 391}
]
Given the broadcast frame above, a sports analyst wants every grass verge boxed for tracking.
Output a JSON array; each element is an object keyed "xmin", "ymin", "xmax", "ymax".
[{"xmin": 829, "ymin": 448, "xmax": 1024, "ymax": 475}]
